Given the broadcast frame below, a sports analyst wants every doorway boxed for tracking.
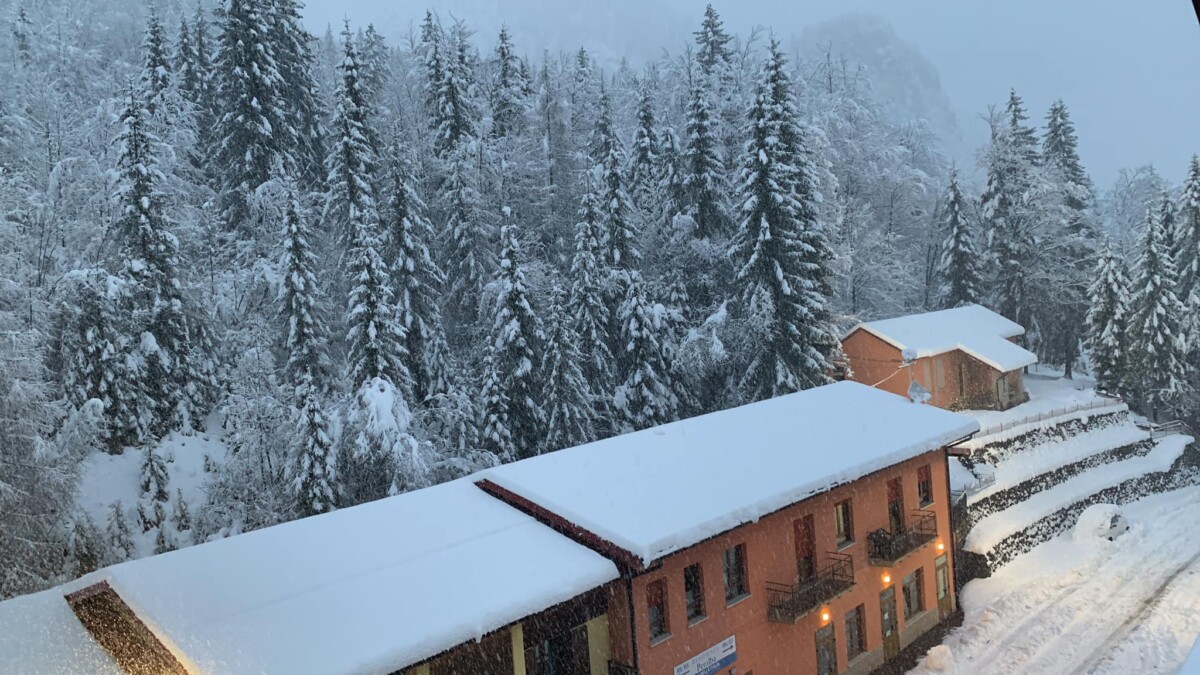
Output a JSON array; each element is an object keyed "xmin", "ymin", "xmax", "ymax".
[{"xmin": 880, "ymin": 586, "xmax": 899, "ymax": 659}]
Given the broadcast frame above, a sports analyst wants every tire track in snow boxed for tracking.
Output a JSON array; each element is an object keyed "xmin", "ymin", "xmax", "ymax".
[
  {"xmin": 945, "ymin": 491, "xmax": 1200, "ymax": 674},
  {"xmin": 1066, "ymin": 548, "xmax": 1200, "ymax": 675}
]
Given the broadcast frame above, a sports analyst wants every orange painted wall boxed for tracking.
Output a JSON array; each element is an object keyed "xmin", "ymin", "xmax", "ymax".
[
  {"xmin": 842, "ymin": 330, "xmax": 1023, "ymax": 411},
  {"xmin": 621, "ymin": 449, "xmax": 955, "ymax": 675}
]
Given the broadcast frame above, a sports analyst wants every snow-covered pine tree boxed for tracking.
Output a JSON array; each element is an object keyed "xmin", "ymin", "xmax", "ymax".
[
  {"xmin": 172, "ymin": 489, "xmax": 192, "ymax": 532},
  {"xmin": 328, "ymin": 25, "xmax": 408, "ymax": 389},
  {"xmin": 1129, "ymin": 208, "xmax": 1189, "ymax": 419},
  {"xmin": 268, "ymin": 0, "xmax": 326, "ymax": 188},
  {"xmin": 981, "ymin": 96, "xmax": 1038, "ymax": 329},
  {"xmin": 443, "ymin": 143, "xmax": 492, "ymax": 324},
  {"xmin": 137, "ymin": 446, "xmax": 170, "ymax": 532},
  {"xmin": 614, "ymin": 271, "xmax": 679, "ymax": 431},
  {"xmin": 541, "ymin": 291, "xmax": 596, "ymax": 452},
  {"xmin": 1158, "ymin": 191, "xmax": 1179, "ymax": 269},
  {"xmin": 141, "ymin": 8, "xmax": 172, "ymax": 111},
  {"xmin": 729, "ymin": 37, "xmax": 838, "ymax": 401},
  {"xmin": 1178, "ymin": 154, "xmax": 1200, "ymax": 299},
  {"xmin": 491, "ymin": 26, "xmax": 526, "ymax": 139},
  {"xmin": 342, "ymin": 376, "xmax": 431, "ymax": 503},
  {"xmin": 937, "ymin": 167, "xmax": 981, "ymax": 308},
  {"xmin": 1084, "ymin": 244, "xmax": 1132, "ymax": 395},
  {"xmin": 627, "ymin": 80, "xmax": 659, "ymax": 211},
  {"xmin": 481, "ymin": 222, "xmax": 545, "ymax": 459},
  {"xmin": 477, "ymin": 349, "xmax": 514, "ymax": 460},
  {"xmin": 1039, "ymin": 99, "xmax": 1096, "ymax": 377},
  {"xmin": 63, "ymin": 275, "xmax": 144, "ymax": 453},
  {"xmin": 693, "ymin": 4, "xmax": 733, "ymax": 79},
  {"xmin": 681, "ymin": 72, "xmax": 730, "ymax": 239},
  {"xmin": 570, "ymin": 187, "xmax": 615, "ymax": 401},
  {"xmin": 592, "ymin": 92, "xmax": 639, "ymax": 269},
  {"xmin": 175, "ymin": 5, "xmax": 216, "ymax": 166},
  {"xmin": 432, "ymin": 21, "xmax": 477, "ymax": 159},
  {"xmin": 358, "ymin": 24, "xmax": 391, "ymax": 118},
  {"xmin": 11, "ymin": 6, "xmax": 32, "ymax": 68},
  {"xmin": 382, "ymin": 152, "xmax": 449, "ymax": 402},
  {"xmin": 419, "ymin": 11, "xmax": 444, "ymax": 120},
  {"xmin": 657, "ymin": 126, "xmax": 688, "ymax": 229},
  {"xmin": 106, "ymin": 501, "xmax": 135, "ymax": 562},
  {"xmin": 212, "ymin": 0, "xmax": 293, "ymax": 235},
  {"xmin": 113, "ymin": 87, "xmax": 198, "ymax": 435},
  {"xmin": 278, "ymin": 174, "xmax": 337, "ymax": 517}
]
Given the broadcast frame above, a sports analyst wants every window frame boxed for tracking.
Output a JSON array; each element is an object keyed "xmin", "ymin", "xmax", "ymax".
[
  {"xmin": 918, "ymin": 464, "xmax": 934, "ymax": 507},
  {"xmin": 835, "ymin": 499, "xmax": 855, "ymax": 548},
  {"xmin": 815, "ymin": 623, "xmax": 838, "ymax": 675},
  {"xmin": 845, "ymin": 604, "xmax": 866, "ymax": 661},
  {"xmin": 647, "ymin": 579, "xmax": 670, "ymax": 642},
  {"xmin": 722, "ymin": 543, "xmax": 749, "ymax": 604},
  {"xmin": 684, "ymin": 563, "xmax": 706, "ymax": 623},
  {"xmin": 903, "ymin": 568, "xmax": 925, "ymax": 621}
]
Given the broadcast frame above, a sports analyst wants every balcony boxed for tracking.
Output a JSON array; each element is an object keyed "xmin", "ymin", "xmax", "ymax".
[
  {"xmin": 766, "ymin": 553, "xmax": 855, "ymax": 624},
  {"xmin": 608, "ymin": 661, "xmax": 639, "ymax": 675},
  {"xmin": 868, "ymin": 510, "xmax": 937, "ymax": 566}
]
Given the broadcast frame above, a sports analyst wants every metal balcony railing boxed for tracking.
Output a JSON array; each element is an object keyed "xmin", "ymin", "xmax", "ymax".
[
  {"xmin": 868, "ymin": 510, "xmax": 937, "ymax": 565},
  {"xmin": 765, "ymin": 552, "xmax": 855, "ymax": 624}
]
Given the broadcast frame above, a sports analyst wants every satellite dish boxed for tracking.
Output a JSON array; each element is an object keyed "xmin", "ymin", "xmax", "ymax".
[{"xmin": 908, "ymin": 380, "xmax": 932, "ymax": 404}]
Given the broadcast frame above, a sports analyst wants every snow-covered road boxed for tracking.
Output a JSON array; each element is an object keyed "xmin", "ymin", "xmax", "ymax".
[{"xmin": 914, "ymin": 486, "xmax": 1200, "ymax": 674}]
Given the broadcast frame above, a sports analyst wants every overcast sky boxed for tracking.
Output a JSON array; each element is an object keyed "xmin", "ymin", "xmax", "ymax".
[{"xmin": 300, "ymin": 0, "xmax": 1200, "ymax": 189}]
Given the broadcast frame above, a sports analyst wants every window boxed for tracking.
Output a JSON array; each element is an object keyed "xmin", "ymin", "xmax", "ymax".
[
  {"xmin": 936, "ymin": 554, "xmax": 950, "ymax": 601},
  {"xmin": 845, "ymin": 604, "xmax": 866, "ymax": 661},
  {"xmin": 918, "ymin": 465, "xmax": 934, "ymax": 507},
  {"xmin": 524, "ymin": 627, "xmax": 589, "ymax": 675},
  {"xmin": 887, "ymin": 477, "xmax": 904, "ymax": 533},
  {"xmin": 647, "ymin": 579, "xmax": 669, "ymax": 641},
  {"xmin": 684, "ymin": 563, "xmax": 705, "ymax": 622},
  {"xmin": 903, "ymin": 569, "xmax": 925, "ymax": 620},
  {"xmin": 723, "ymin": 544, "xmax": 748, "ymax": 602},
  {"xmin": 795, "ymin": 515, "xmax": 816, "ymax": 583},
  {"xmin": 816, "ymin": 624, "xmax": 837, "ymax": 675},
  {"xmin": 835, "ymin": 499, "xmax": 854, "ymax": 547}
]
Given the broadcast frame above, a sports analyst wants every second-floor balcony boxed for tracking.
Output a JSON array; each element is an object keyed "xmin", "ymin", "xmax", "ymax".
[
  {"xmin": 765, "ymin": 552, "xmax": 855, "ymax": 624},
  {"xmin": 868, "ymin": 509, "xmax": 937, "ymax": 565}
]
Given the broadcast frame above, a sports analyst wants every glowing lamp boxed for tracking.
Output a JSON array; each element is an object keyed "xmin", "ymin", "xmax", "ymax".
[
  {"xmin": 937, "ymin": 542, "xmax": 945, "ymax": 551},
  {"xmin": 882, "ymin": 573, "xmax": 892, "ymax": 584},
  {"xmin": 821, "ymin": 610, "xmax": 831, "ymax": 622}
]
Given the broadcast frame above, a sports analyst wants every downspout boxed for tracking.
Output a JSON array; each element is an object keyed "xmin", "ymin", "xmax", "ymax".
[{"xmin": 625, "ymin": 574, "xmax": 640, "ymax": 672}]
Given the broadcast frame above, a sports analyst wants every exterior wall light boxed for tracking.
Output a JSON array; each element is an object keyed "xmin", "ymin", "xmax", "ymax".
[
  {"xmin": 882, "ymin": 573, "xmax": 891, "ymax": 584},
  {"xmin": 821, "ymin": 610, "xmax": 831, "ymax": 622},
  {"xmin": 937, "ymin": 542, "xmax": 945, "ymax": 551}
]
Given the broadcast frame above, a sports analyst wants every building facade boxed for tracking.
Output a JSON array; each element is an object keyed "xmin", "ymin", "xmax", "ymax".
[
  {"xmin": 843, "ymin": 329, "xmax": 1028, "ymax": 411},
  {"xmin": 597, "ymin": 449, "xmax": 957, "ymax": 675}
]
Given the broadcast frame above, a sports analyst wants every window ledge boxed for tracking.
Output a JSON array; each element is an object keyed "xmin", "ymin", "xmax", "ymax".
[
  {"xmin": 920, "ymin": 500, "xmax": 935, "ymax": 508},
  {"xmin": 649, "ymin": 632, "xmax": 673, "ymax": 647},
  {"xmin": 837, "ymin": 540, "xmax": 856, "ymax": 552},
  {"xmin": 725, "ymin": 592, "xmax": 751, "ymax": 608},
  {"xmin": 687, "ymin": 614, "xmax": 708, "ymax": 628}
]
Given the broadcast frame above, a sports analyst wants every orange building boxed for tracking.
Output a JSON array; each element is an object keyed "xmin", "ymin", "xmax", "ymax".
[
  {"xmin": 482, "ymin": 381, "xmax": 978, "ymax": 675},
  {"xmin": 842, "ymin": 305, "xmax": 1037, "ymax": 411},
  {"xmin": 0, "ymin": 382, "xmax": 978, "ymax": 675}
]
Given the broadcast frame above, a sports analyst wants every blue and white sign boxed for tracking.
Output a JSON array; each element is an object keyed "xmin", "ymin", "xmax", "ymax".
[{"xmin": 674, "ymin": 635, "xmax": 736, "ymax": 675}]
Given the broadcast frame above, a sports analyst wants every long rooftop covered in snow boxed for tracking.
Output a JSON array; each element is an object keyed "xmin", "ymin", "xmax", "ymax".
[
  {"xmin": 0, "ymin": 479, "xmax": 619, "ymax": 675},
  {"xmin": 481, "ymin": 381, "xmax": 979, "ymax": 566},
  {"xmin": 845, "ymin": 303, "xmax": 1038, "ymax": 372}
]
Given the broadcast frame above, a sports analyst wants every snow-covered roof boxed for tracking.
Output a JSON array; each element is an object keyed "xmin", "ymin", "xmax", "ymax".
[
  {"xmin": 0, "ymin": 588, "xmax": 122, "ymax": 675},
  {"xmin": 482, "ymin": 381, "xmax": 979, "ymax": 566},
  {"xmin": 0, "ymin": 479, "xmax": 619, "ymax": 675},
  {"xmin": 846, "ymin": 304, "xmax": 1038, "ymax": 372}
]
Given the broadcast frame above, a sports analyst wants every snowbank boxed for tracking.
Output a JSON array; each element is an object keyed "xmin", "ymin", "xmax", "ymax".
[
  {"xmin": 965, "ymin": 435, "xmax": 1192, "ymax": 553},
  {"xmin": 483, "ymin": 381, "xmax": 978, "ymax": 565}
]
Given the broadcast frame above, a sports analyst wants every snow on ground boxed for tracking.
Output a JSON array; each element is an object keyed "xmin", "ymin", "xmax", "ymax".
[
  {"xmin": 965, "ymin": 435, "xmax": 1191, "ymax": 553},
  {"xmin": 968, "ymin": 423, "xmax": 1151, "ymax": 502},
  {"xmin": 962, "ymin": 374, "xmax": 1124, "ymax": 448},
  {"xmin": 913, "ymin": 486, "xmax": 1200, "ymax": 675},
  {"xmin": 75, "ymin": 418, "xmax": 229, "ymax": 555}
]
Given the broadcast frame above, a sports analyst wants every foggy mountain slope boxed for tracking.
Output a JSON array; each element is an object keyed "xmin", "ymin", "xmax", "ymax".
[{"xmin": 796, "ymin": 14, "xmax": 961, "ymax": 150}]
